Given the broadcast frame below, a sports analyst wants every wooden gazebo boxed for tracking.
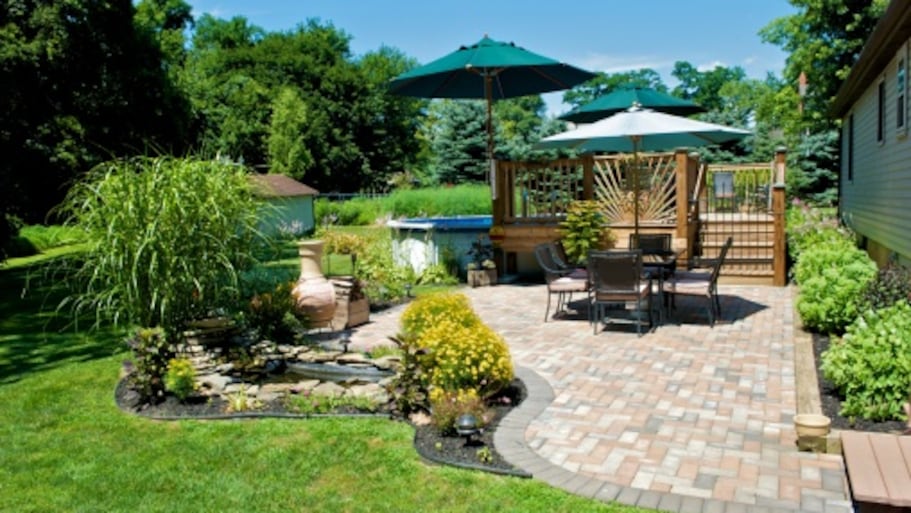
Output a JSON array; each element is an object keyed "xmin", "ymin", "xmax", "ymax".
[{"xmin": 490, "ymin": 148, "xmax": 787, "ymax": 285}]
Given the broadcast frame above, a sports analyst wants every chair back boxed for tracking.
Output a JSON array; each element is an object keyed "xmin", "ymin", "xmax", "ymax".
[
  {"xmin": 709, "ymin": 237, "xmax": 734, "ymax": 283},
  {"xmin": 588, "ymin": 250, "xmax": 642, "ymax": 294},
  {"xmin": 629, "ymin": 233, "xmax": 672, "ymax": 255},
  {"xmin": 534, "ymin": 243, "xmax": 564, "ymax": 281},
  {"xmin": 546, "ymin": 241, "xmax": 572, "ymax": 270}
]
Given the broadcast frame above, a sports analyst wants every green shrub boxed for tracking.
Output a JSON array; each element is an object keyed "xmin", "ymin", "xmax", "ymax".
[
  {"xmin": 18, "ymin": 224, "xmax": 84, "ymax": 251},
  {"xmin": 558, "ymin": 200, "xmax": 615, "ymax": 265},
  {"xmin": 387, "ymin": 333, "xmax": 431, "ymax": 415},
  {"xmin": 58, "ymin": 157, "xmax": 262, "ymax": 339},
  {"xmin": 786, "ymin": 201, "xmax": 851, "ymax": 263},
  {"xmin": 164, "ymin": 358, "xmax": 198, "ymax": 401},
  {"xmin": 821, "ymin": 301, "xmax": 911, "ymax": 421},
  {"xmin": 418, "ymin": 318, "xmax": 514, "ymax": 399},
  {"xmin": 125, "ymin": 327, "xmax": 172, "ymax": 402},
  {"xmin": 795, "ymin": 243, "xmax": 877, "ymax": 334},
  {"xmin": 400, "ymin": 292, "xmax": 480, "ymax": 337},
  {"xmin": 315, "ymin": 197, "xmax": 382, "ymax": 226},
  {"xmin": 863, "ymin": 261, "xmax": 911, "ymax": 311},
  {"xmin": 246, "ymin": 281, "xmax": 304, "ymax": 343},
  {"xmin": 428, "ymin": 388, "xmax": 490, "ymax": 435},
  {"xmin": 354, "ymin": 233, "xmax": 414, "ymax": 305}
]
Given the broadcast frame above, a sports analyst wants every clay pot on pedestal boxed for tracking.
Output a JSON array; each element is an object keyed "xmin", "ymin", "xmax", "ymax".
[{"xmin": 291, "ymin": 240, "xmax": 337, "ymax": 328}]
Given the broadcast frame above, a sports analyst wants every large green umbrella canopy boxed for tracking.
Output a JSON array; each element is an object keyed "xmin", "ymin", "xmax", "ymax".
[
  {"xmin": 388, "ymin": 36, "xmax": 596, "ymax": 195},
  {"xmin": 538, "ymin": 106, "xmax": 750, "ymax": 237},
  {"xmin": 559, "ymin": 86, "xmax": 705, "ymax": 123}
]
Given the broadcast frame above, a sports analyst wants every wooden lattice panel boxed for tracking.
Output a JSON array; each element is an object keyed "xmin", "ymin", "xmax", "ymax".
[{"xmin": 592, "ymin": 153, "xmax": 677, "ymax": 225}]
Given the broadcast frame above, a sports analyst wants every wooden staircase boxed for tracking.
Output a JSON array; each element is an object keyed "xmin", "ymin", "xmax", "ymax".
[{"xmin": 698, "ymin": 212, "xmax": 775, "ymax": 283}]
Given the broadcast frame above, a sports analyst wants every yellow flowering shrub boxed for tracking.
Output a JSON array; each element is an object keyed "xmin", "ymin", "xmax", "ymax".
[
  {"xmin": 428, "ymin": 388, "xmax": 490, "ymax": 435},
  {"xmin": 418, "ymin": 320, "xmax": 514, "ymax": 398},
  {"xmin": 400, "ymin": 292, "xmax": 480, "ymax": 337}
]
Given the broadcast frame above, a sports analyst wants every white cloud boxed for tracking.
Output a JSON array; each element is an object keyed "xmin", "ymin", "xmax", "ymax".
[
  {"xmin": 697, "ymin": 60, "xmax": 726, "ymax": 72},
  {"xmin": 575, "ymin": 52, "xmax": 675, "ymax": 74}
]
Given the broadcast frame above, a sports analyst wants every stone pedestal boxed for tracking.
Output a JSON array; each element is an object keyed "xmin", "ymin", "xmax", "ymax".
[
  {"xmin": 291, "ymin": 240, "xmax": 336, "ymax": 328},
  {"xmin": 331, "ymin": 277, "xmax": 369, "ymax": 329}
]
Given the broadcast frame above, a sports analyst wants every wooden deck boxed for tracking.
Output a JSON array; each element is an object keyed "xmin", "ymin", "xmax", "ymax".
[{"xmin": 841, "ymin": 431, "xmax": 911, "ymax": 511}]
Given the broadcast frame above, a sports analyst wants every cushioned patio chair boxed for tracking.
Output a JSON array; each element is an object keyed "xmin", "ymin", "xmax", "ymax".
[
  {"xmin": 629, "ymin": 233, "xmax": 672, "ymax": 255},
  {"xmin": 664, "ymin": 236, "xmax": 733, "ymax": 326},
  {"xmin": 534, "ymin": 243, "xmax": 589, "ymax": 322},
  {"xmin": 587, "ymin": 249, "xmax": 652, "ymax": 336}
]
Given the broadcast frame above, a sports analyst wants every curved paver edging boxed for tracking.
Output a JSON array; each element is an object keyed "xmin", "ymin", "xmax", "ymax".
[{"xmin": 495, "ymin": 366, "xmax": 830, "ymax": 513}]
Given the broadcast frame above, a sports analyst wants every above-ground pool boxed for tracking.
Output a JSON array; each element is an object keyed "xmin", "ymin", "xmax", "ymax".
[{"xmin": 387, "ymin": 215, "xmax": 492, "ymax": 275}]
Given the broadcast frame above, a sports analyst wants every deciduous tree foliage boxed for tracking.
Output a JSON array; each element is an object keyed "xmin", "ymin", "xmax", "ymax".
[{"xmin": 0, "ymin": 0, "xmax": 191, "ymax": 234}]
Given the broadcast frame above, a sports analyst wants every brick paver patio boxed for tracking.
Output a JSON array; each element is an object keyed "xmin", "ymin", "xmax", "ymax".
[{"xmin": 348, "ymin": 284, "xmax": 851, "ymax": 513}]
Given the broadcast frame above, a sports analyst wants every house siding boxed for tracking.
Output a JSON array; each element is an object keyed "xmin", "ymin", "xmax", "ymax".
[{"xmin": 841, "ymin": 39, "xmax": 911, "ymax": 265}]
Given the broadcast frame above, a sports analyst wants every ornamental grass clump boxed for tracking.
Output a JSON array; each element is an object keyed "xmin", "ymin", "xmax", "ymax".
[
  {"xmin": 58, "ymin": 156, "xmax": 263, "ymax": 340},
  {"xmin": 821, "ymin": 301, "xmax": 911, "ymax": 421}
]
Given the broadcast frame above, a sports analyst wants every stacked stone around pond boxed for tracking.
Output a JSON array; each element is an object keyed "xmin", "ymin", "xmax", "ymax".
[{"xmin": 172, "ymin": 339, "xmax": 397, "ymax": 405}]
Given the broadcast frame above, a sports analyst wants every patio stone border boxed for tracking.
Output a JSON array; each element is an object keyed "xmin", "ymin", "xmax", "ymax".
[{"xmin": 495, "ymin": 366, "xmax": 852, "ymax": 513}]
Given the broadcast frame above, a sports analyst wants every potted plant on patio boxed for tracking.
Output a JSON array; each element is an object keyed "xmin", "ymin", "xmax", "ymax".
[{"xmin": 466, "ymin": 235, "xmax": 497, "ymax": 287}]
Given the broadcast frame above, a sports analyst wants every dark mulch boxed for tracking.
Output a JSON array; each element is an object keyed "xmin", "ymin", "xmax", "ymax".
[
  {"xmin": 411, "ymin": 379, "xmax": 530, "ymax": 477},
  {"xmin": 115, "ymin": 376, "xmax": 528, "ymax": 476},
  {"xmin": 811, "ymin": 333, "xmax": 907, "ymax": 433}
]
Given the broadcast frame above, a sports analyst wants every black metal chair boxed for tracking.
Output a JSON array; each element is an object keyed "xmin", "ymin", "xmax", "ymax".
[
  {"xmin": 534, "ymin": 243, "xmax": 589, "ymax": 322},
  {"xmin": 587, "ymin": 250, "xmax": 653, "ymax": 336},
  {"xmin": 664, "ymin": 237, "xmax": 733, "ymax": 326}
]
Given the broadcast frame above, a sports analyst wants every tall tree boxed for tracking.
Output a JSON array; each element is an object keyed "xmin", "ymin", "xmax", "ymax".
[
  {"xmin": 266, "ymin": 87, "xmax": 314, "ymax": 178},
  {"xmin": 671, "ymin": 62, "xmax": 747, "ymax": 113},
  {"xmin": 0, "ymin": 0, "xmax": 191, "ymax": 233},
  {"xmin": 428, "ymin": 100, "xmax": 487, "ymax": 184},
  {"xmin": 760, "ymin": 0, "xmax": 887, "ymax": 134}
]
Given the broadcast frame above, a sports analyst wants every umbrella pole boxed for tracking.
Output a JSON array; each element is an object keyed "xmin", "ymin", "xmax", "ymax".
[
  {"xmin": 632, "ymin": 135, "xmax": 641, "ymax": 240},
  {"xmin": 485, "ymin": 74, "xmax": 496, "ymax": 200}
]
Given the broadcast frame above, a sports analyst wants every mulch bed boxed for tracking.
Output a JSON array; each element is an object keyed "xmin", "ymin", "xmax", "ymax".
[
  {"xmin": 811, "ymin": 333, "xmax": 907, "ymax": 433},
  {"xmin": 115, "ymin": 376, "xmax": 529, "ymax": 476}
]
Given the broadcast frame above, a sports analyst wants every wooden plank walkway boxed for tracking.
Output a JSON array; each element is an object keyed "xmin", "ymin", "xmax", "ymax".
[{"xmin": 841, "ymin": 431, "xmax": 911, "ymax": 509}]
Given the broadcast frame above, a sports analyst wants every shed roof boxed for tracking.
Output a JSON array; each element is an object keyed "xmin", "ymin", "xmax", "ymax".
[
  {"xmin": 832, "ymin": 0, "xmax": 911, "ymax": 117},
  {"xmin": 249, "ymin": 174, "xmax": 318, "ymax": 198}
]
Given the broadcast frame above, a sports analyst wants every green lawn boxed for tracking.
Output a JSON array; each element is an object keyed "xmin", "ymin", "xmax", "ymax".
[{"xmin": 0, "ymin": 250, "xmax": 645, "ymax": 513}]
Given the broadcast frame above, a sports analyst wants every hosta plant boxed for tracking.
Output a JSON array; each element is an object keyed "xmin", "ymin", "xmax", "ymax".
[{"xmin": 821, "ymin": 301, "xmax": 911, "ymax": 421}]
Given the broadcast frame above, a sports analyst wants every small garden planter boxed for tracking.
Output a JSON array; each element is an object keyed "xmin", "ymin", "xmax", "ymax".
[
  {"xmin": 468, "ymin": 268, "xmax": 497, "ymax": 287},
  {"xmin": 794, "ymin": 413, "xmax": 831, "ymax": 452}
]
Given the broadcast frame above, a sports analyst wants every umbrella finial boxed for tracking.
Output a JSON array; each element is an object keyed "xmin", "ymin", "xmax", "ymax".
[{"xmin": 630, "ymin": 101, "xmax": 643, "ymax": 111}]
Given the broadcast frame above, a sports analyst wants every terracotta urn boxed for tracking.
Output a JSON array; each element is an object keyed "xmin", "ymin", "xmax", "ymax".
[{"xmin": 291, "ymin": 240, "xmax": 336, "ymax": 328}]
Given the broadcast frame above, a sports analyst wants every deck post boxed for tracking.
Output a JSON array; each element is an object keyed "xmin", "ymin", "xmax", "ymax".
[
  {"xmin": 492, "ymin": 161, "xmax": 507, "ymax": 226},
  {"xmin": 583, "ymin": 155, "xmax": 594, "ymax": 200},
  {"xmin": 772, "ymin": 147, "xmax": 787, "ymax": 286},
  {"xmin": 674, "ymin": 149, "xmax": 697, "ymax": 264}
]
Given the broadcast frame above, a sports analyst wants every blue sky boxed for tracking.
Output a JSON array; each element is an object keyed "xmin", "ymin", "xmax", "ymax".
[{"xmin": 186, "ymin": 0, "xmax": 797, "ymax": 115}]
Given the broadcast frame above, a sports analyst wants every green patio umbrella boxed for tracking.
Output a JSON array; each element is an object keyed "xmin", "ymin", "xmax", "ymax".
[
  {"xmin": 559, "ymin": 85, "xmax": 705, "ymax": 124},
  {"xmin": 388, "ymin": 36, "xmax": 596, "ymax": 196}
]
